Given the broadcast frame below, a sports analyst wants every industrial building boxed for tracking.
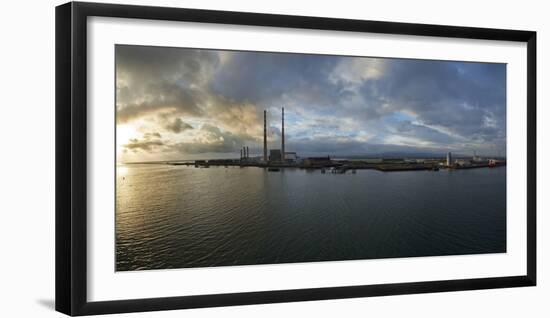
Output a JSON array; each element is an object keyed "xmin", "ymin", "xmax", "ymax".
[{"xmin": 269, "ymin": 149, "xmax": 282, "ymax": 162}]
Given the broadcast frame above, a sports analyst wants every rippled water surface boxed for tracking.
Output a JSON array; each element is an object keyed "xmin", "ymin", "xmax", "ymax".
[{"xmin": 116, "ymin": 165, "xmax": 506, "ymax": 271}]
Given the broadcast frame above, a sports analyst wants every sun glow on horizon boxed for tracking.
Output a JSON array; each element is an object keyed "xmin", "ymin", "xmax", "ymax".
[{"xmin": 116, "ymin": 124, "xmax": 140, "ymax": 158}]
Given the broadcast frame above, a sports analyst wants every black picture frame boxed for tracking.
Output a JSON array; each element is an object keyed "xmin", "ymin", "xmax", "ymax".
[{"xmin": 55, "ymin": 1, "xmax": 537, "ymax": 316}]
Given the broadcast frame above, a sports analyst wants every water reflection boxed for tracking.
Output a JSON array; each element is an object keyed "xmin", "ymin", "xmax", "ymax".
[{"xmin": 116, "ymin": 165, "xmax": 506, "ymax": 271}]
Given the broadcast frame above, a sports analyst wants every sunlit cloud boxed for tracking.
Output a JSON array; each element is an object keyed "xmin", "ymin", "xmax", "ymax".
[{"xmin": 116, "ymin": 45, "xmax": 506, "ymax": 162}]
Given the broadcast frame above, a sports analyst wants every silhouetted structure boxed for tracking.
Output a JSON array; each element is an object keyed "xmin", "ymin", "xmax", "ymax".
[{"xmin": 270, "ymin": 149, "xmax": 282, "ymax": 162}]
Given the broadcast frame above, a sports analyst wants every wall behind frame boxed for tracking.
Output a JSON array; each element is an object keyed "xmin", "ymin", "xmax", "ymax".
[{"xmin": 0, "ymin": 0, "xmax": 547, "ymax": 317}]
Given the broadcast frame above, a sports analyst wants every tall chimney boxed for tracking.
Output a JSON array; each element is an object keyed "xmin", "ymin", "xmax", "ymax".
[
  {"xmin": 263, "ymin": 110, "xmax": 267, "ymax": 162},
  {"xmin": 246, "ymin": 146, "xmax": 249, "ymax": 159},
  {"xmin": 240, "ymin": 148, "xmax": 243, "ymax": 160},
  {"xmin": 281, "ymin": 107, "xmax": 285, "ymax": 161}
]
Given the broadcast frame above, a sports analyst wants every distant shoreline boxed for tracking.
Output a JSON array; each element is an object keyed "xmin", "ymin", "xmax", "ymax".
[
  {"xmin": 120, "ymin": 156, "xmax": 507, "ymax": 165},
  {"xmin": 121, "ymin": 158, "xmax": 506, "ymax": 173}
]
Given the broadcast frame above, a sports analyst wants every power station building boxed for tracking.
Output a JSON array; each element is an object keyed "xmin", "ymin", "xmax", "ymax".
[{"xmin": 269, "ymin": 149, "xmax": 282, "ymax": 162}]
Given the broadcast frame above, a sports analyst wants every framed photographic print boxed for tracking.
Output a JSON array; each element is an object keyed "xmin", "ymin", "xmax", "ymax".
[{"xmin": 55, "ymin": 1, "xmax": 536, "ymax": 316}]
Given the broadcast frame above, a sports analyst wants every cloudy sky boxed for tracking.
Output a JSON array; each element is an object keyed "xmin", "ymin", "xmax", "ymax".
[{"xmin": 116, "ymin": 45, "xmax": 506, "ymax": 162}]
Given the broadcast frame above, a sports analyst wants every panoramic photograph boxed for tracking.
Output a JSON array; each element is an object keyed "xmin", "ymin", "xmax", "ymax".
[{"xmin": 115, "ymin": 45, "xmax": 506, "ymax": 271}]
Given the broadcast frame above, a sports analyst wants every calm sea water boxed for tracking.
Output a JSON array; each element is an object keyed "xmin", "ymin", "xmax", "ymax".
[{"xmin": 115, "ymin": 165, "xmax": 506, "ymax": 271}]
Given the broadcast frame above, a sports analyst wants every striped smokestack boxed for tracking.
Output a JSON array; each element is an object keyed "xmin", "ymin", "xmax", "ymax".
[
  {"xmin": 281, "ymin": 107, "xmax": 285, "ymax": 161},
  {"xmin": 263, "ymin": 110, "xmax": 267, "ymax": 162}
]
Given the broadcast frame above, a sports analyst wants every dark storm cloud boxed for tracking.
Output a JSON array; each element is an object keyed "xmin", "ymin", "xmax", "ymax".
[
  {"xmin": 210, "ymin": 51, "xmax": 348, "ymax": 108},
  {"xmin": 143, "ymin": 132, "xmax": 161, "ymax": 139},
  {"xmin": 116, "ymin": 81, "xmax": 204, "ymax": 123},
  {"xmin": 160, "ymin": 117, "xmax": 193, "ymax": 134},
  {"xmin": 123, "ymin": 132, "xmax": 165, "ymax": 153},
  {"xmin": 124, "ymin": 139, "xmax": 164, "ymax": 152},
  {"xmin": 116, "ymin": 45, "xmax": 219, "ymax": 123}
]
